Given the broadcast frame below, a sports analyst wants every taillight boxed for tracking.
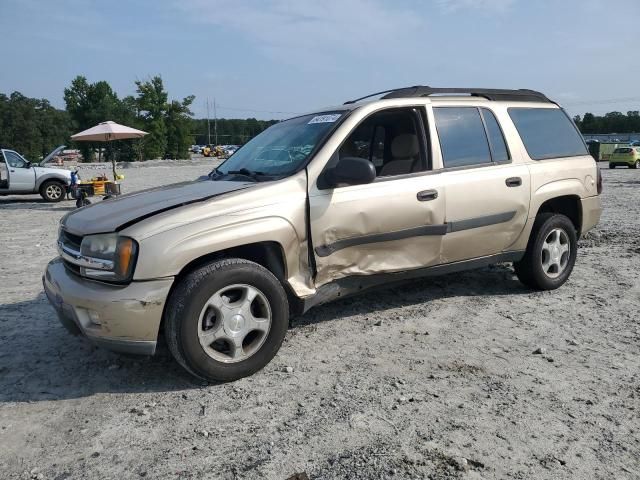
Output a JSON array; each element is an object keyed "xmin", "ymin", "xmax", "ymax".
[{"xmin": 597, "ymin": 166, "xmax": 603, "ymax": 194}]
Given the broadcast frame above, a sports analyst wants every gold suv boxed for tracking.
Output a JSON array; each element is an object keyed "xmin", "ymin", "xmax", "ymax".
[{"xmin": 44, "ymin": 86, "xmax": 603, "ymax": 382}]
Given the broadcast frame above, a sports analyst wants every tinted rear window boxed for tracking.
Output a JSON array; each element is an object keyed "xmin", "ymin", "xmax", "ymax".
[
  {"xmin": 433, "ymin": 107, "xmax": 492, "ymax": 167},
  {"xmin": 508, "ymin": 108, "xmax": 587, "ymax": 160},
  {"xmin": 480, "ymin": 108, "xmax": 510, "ymax": 162},
  {"xmin": 614, "ymin": 148, "xmax": 632, "ymax": 153}
]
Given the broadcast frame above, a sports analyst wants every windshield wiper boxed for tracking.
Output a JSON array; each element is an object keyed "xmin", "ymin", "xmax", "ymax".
[{"xmin": 226, "ymin": 168, "xmax": 268, "ymax": 181}]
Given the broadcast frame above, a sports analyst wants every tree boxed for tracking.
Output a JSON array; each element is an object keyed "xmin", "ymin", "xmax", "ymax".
[
  {"xmin": 165, "ymin": 95, "xmax": 195, "ymax": 159},
  {"xmin": 135, "ymin": 76, "xmax": 168, "ymax": 159},
  {"xmin": 64, "ymin": 76, "xmax": 122, "ymax": 162},
  {"xmin": 0, "ymin": 92, "xmax": 71, "ymax": 161}
]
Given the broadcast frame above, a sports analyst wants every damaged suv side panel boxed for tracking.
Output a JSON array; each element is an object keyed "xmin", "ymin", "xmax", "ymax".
[{"xmin": 123, "ymin": 171, "xmax": 316, "ymax": 297}]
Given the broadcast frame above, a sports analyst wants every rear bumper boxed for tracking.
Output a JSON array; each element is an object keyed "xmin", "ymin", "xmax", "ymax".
[
  {"xmin": 609, "ymin": 161, "xmax": 635, "ymax": 166},
  {"xmin": 581, "ymin": 195, "xmax": 602, "ymax": 235},
  {"xmin": 43, "ymin": 257, "xmax": 174, "ymax": 355}
]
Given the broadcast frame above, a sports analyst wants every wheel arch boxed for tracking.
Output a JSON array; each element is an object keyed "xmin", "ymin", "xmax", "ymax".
[
  {"xmin": 509, "ymin": 179, "xmax": 586, "ymax": 251},
  {"xmin": 37, "ymin": 174, "xmax": 68, "ymax": 191},
  {"xmin": 175, "ymin": 240, "xmax": 288, "ymax": 284},
  {"xmin": 159, "ymin": 240, "xmax": 305, "ymax": 333},
  {"xmin": 535, "ymin": 195, "xmax": 582, "ymax": 236}
]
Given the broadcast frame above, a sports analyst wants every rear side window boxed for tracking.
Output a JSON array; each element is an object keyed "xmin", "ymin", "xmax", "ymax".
[
  {"xmin": 509, "ymin": 108, "xmax": 587, "ymax": 160},
  {"xmin": 434, "ymin": 107, "xmax": 492, "ymax": 167},
  {"xmin": 614, "ymin": 148, "xmax": 632, "ymax": 153},
  {"xmin": 480, "ymin": 108, "xmax": 510, "ymax": 162}
]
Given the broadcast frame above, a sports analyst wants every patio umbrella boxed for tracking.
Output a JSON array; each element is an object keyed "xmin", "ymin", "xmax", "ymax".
[{"xmin": 71, "ymin": 121, "xmax": 148, "ymax": 180}]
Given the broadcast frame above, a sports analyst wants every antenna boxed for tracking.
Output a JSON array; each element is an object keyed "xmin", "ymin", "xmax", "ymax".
[
  {"xmin": 214, "ymin": 98, "xmax": 218, "ymax": 146},
  {"xmin": 206, "ymin": 98, "xmax": 211, "ymax": 145}
]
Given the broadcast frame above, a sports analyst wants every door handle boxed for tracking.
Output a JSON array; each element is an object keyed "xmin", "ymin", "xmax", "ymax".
[
  {"xmin": 10, "ymin": 169, "xmax": 15, "ymax": 173},
  {"xmin": 417, "ymin": 189, "xmax": 438, "ymax": 201},
  {"xmin": 505, "ymin": 177, "xmax": 522, "ymax": 187}
]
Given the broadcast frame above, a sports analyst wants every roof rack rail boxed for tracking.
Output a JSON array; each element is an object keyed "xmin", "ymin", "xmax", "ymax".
[{"xmin": 344, "ymin": 86, "xmax": 552, "ymax": 104}]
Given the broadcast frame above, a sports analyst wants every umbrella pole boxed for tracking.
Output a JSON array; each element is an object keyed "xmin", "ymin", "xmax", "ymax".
[{"xmin": 111, "ymin": 143, "xmax": 117, "ymax": 182}]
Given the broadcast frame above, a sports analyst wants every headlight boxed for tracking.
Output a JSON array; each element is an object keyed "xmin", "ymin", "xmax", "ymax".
[{"xmin": 79, "ymin": 233, "xmax": 138, "ymax": 282}]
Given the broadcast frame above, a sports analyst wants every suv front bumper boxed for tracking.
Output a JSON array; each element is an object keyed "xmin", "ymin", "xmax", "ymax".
[{"xmin": 43, "ymin": 257, "xmax": 173, "ymax": 355}]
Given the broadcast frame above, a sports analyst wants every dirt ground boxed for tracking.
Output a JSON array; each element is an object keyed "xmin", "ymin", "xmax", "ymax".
[{"xmin": 0, "ymin": 161, "xmax": 638, "ymax": 480}]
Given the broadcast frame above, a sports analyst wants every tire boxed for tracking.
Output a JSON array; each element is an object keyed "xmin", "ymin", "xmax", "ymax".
[
  {"xmin": 165, "ymin": 258, "xmax": 289, "ymax": 382},
  {"xmin": 40, "ymin": 180, "xmax": 65, "ymax": 202},
  {"xmin": 632, "ymin": 160, "xmax": 639, "ymax": 169},
  {"xmin": 514, "ymin": 213, "xmax": 578, "ymax": 290},
  {"xmin": 75, "ymin": 197, "xmax": 91, "ymax": 208},
  {"xmin": 609, "ymin": 163, "xmax": 615, "ymax": 169}
]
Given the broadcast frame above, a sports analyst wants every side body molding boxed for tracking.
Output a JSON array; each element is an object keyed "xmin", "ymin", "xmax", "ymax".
[{"xmin": 315, "ymin": 211, "xmax": 516, "ymax": 257}]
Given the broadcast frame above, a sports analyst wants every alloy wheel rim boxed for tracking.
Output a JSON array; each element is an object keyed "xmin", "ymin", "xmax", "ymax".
[
  {"xmin": 541, "ymin": 228, "xmax": 570, "ymax": 279},
  {"xmin": 197, "ymin": 284, "xmax": 272, "ymax": 363},
  {"xmin": 46, "ymin": 184, "xmax": 62, "ymax": 199}
]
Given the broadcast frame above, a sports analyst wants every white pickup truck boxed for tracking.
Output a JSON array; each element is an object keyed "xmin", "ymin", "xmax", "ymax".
[{"xmin": 0, "ymin": 146, "xmax": 72, "ymax": 202}]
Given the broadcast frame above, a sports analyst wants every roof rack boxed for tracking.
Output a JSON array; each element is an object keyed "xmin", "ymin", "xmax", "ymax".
[{"xmin": 343, "ymin": 85, "xmax": 552, "ymax": 104}]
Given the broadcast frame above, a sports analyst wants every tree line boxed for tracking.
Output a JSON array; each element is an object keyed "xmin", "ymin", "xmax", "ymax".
[
  {"xmin": 0, "ymin": 76, "xmax": 276, "ymax": 162},
  {"xmin": 3, "ymin": 81, "xmax": 640, "ymax": 162},
  {"xmin": 573, "ymin": 111, "xmax": 640, "ymax": 135}
]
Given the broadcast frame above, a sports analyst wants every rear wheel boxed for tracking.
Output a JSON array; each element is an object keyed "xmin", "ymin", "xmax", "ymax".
[
  {"xmin": 609, "ymin": 163, "xmax": 615, "ymax": 169},
  {"xmin": 40, "ymin": 180, "xmax": 65, "ymax": 202},
  {"xmin": 632, "ymin": 160, "xmax": 639, "ymax": 169},
  {"xmin": 514, "ymin": 213, "xmax": 577, "ymax": 290},
  {"xmin": 165, "ymin": 258, "xmax": 289, "ymax": 382}
]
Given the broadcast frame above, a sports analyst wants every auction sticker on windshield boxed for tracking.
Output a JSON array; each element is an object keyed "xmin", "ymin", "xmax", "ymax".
[{"xmin": 308, "ymin": 114, "xmax": 341, "ymax": 124}]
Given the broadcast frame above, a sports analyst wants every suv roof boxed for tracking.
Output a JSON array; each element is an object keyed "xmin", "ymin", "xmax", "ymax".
[{"xmin": 344, "ymin": 86, "xmax": 553, "ymax": 105}]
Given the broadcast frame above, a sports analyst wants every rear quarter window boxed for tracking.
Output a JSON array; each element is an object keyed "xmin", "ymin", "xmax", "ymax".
[{"xmin": 508, "ymin": 108, "xmax": 588, "ymax": 160}]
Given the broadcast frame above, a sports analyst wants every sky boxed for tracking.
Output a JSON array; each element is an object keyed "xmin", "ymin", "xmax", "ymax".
[{"xmin": 1, "ymin": 0, "xmax": 639, "ymax": 120}]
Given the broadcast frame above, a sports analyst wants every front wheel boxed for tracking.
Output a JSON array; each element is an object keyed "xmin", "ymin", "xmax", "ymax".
[
  {"xmin": 40, "ymin": 180, "xmax": 65, "ymax": 202},
  {"xmin": 632, "ymin": 160, "xmax": 639, "ymax": 169},
  {"xmin": 165, "ymin": 258, "xmax": 289, "ymax": 382},
  {"xmin": 514, "ymin": 213, "xmax": 578, "ymax": 290}
]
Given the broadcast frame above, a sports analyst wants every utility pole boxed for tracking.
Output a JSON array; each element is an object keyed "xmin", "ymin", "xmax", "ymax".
[
  {"xmin": 206, "ymin": 98, "xmax": 211, "ymax": 145},
  {"xmin": 214, "ymin": 98, "xmax": 218, "ymax": 146}
]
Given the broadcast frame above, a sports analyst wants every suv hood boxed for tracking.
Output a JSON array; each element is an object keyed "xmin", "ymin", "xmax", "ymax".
[{"xmin": 62, "ymin": 180, "xmax": 252, "ymax": 236}]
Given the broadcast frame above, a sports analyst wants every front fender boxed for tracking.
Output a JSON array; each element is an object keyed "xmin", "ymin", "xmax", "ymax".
[
  {"xmin": 35, "ymin": 173, "xmax": 71, "ymax": 190},
  {"xmin": 133, "ymin": 216, "xmax": 314, "ymax": 297}
]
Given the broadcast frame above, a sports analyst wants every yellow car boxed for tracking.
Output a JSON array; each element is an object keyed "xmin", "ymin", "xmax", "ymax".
[{"xmin": 610, "ymin": 146, "xmax": 640, "ymax": 169}]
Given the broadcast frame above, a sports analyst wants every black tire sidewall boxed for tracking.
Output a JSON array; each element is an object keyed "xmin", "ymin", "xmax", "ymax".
[
  {"xmin": 528, "ymin": 215, "xmax": 578, "ymax": 290},
  {"xmin": 173, "ymin": 261, "xmax": 289, "ymax": 382}
]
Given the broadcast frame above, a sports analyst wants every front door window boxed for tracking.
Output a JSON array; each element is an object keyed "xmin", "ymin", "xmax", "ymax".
[{"xmin": 3, "ymin": 150, "xmax": 28, "ymax": 168}]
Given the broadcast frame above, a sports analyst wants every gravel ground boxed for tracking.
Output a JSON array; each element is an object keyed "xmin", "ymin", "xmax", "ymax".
[{"xmin": 0, "ymin": 161, "xmax": 638, "ymax": 480}]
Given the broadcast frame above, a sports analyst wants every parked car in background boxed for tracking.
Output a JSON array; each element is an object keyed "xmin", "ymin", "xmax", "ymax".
[
  {"xmin": 609, "ymin": 146, "xmax": 640, "ymax": 169},
  {"xmin": 45, "ymin": 86, "xmax": 602, "ymax": 382},
  {"xmin": 0, "ymin": 146, "xmax": 72, "ymax": 201},
  {"xmin": 224, "ymin": 145, "xmax": 239, "ymax": 157}
]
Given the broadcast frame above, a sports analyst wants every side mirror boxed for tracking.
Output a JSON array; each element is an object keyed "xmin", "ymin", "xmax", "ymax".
[
  {"xmin": 25, "ymin": 160, "xmax": 32, "ymax": 168},
  {"xmin": 324, "ymin": 157, "xmax": 376, "ymax": 188}
]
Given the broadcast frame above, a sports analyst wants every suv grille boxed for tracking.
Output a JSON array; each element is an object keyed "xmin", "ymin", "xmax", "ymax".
[
  {"xmin": 58, "ymin": 228, "xmax": 83, "ymax": 274},
  {"xmin": 60, "ymin": 229, "xmax": 83, "ymax": 250}
]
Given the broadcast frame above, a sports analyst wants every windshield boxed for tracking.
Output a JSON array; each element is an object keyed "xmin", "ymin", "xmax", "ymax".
[{"xmin": 215, "ymin": 111, "xmax": 345, "ymax": 179}]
